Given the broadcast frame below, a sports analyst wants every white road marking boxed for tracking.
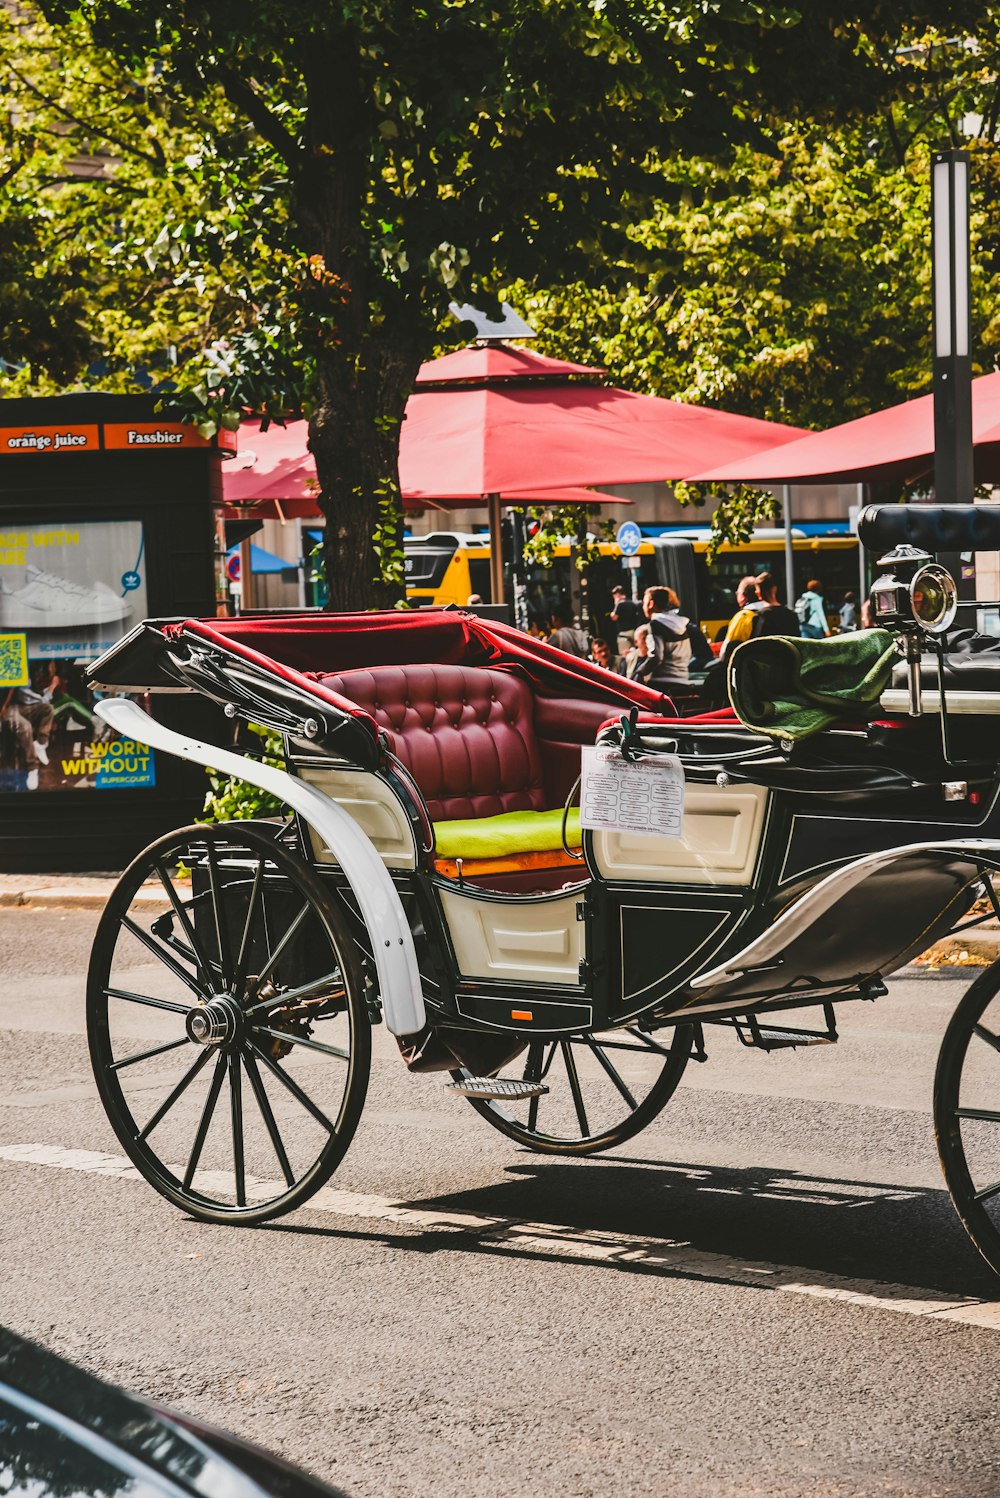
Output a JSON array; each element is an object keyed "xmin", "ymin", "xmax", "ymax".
[{"xmin": 2, "ymin": 1141, "xmax": 998, "ymax": 1328}]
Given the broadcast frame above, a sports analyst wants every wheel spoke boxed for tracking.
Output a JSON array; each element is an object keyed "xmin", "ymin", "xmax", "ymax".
[
  {"xmin": 229, "ymin": 1054, "xmax": 246, "ymax": 1207},
  {"xmin": 244, "ymin": 970, "xmax": 345, "ymax": 1019},
  {"xmin": 138, "ymin": 1049, "xmax": 213, "ymax": 1141},
  {"xmin": 205, "ymin": 842, "xmax": 234, "ymax": 986},
  {"xmin": 973, "ymin": 1023, "xmax": 1000, "ymax": 1054},
  {"xmin": 243, "ymin": 1051, "xmax": 295, "ymax": 1187},
  {"xmin": 120, "ymin": 916, "xmax": 205, "ymax": 998},
  {"xmin": 974, "ymin": 1177, "xmax": 1000, "ymax": 1203},
  {"xmin": 110, "ymin": 1035, "xmax": 193, "ymax": 1072},
  {"xmin": 155, "ymin": 864, "xmax": 218, "ymax": 985},
  {"xmin": 232, "ymin": 857, "xmax": 266, "ymax": 999},
  {"xmin": 254, "ymin": 903, "xmax": 311, "ymax": 988},
  {"xmin": 955, "ymin": 1106, "xmax": 1000, "ymax": 1123},
  {"xmin": 247, "ymin": 1040, "xmax": 337, "ymax": 1134},
  {"xmin": 104, "ymin": 986, "xmax": 188, "ymax": 1016},
  {"xmin": 522, "ymin": 1042, "xmax": 544, "ymax": 1132},
  {"xmin": 183, "ymin": 1054, "xmax": 227, "ymax": 1190},
  {"xmin": 623, "ymin": 1026, "xmax": 677, "ymax": 1060},
  {"xmin": 561, "ymin": 1041, "xmax": 590, "ymax": 1137},
  {"xmin": 585, "ymin": 1038, "xmax": 638, "ymax": 1110},
  {"xmin": 256, "ymin": 1027, "xmax": 349, "ymax": 1061}
]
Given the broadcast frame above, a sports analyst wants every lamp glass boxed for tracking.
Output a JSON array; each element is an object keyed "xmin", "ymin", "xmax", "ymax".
[
  {"xmin": 933, "ymin": 159, "xmax": 953, "ymax": 358},
  {"xmin": 952, "ymin": 159, "xmax": 970, "ymax": 357}
]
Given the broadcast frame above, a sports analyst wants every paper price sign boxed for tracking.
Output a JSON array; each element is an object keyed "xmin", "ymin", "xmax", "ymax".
[{"xmin": 579, "ymin": 746, "xmax": 684, "ymax": 839}]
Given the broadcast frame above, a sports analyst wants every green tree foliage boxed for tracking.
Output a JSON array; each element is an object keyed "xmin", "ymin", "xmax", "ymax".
[
  {"xmin": 29, "ymin": 0, "xmax": 988, "ymax": 608},
  {"xmin": 0, "ymin": 4, "xmax": 271, "ymax": 393}
]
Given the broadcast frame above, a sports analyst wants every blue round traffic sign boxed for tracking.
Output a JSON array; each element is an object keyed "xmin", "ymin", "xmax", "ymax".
[{"xmin": 616, "ymin": 520, "xmax": 642, "ymax": 557}]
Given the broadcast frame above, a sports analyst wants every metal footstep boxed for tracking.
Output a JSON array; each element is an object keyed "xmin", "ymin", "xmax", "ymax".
[{"xmin": 445, "ymin": 1075, "xmax": 550, "ymax": 1101}]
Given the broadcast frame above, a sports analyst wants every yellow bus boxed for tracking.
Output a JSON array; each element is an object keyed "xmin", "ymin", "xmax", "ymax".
[{"xmin": 405, "ymin": 528, "xmax": 862, "ymax": 640}]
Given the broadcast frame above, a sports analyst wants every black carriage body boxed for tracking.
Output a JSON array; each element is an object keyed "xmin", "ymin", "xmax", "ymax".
[{"xmin": 91, "ymin": 606, "xmax": 1000, "ymax": 1047}]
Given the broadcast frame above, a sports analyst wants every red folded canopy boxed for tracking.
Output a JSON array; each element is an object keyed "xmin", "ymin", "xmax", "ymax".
[{"xmin": 691, "ymin": 371, "xmax": 1000, "ymax": 487}]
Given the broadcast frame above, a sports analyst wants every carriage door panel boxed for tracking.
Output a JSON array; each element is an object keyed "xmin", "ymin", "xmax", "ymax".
[
  {"xmin": 589, "ymin": 784, "xmax": 769, "ymax": 886},
  {"xmin": 438, "ymin": 886, "xmax": 583, "ymax": 983}
]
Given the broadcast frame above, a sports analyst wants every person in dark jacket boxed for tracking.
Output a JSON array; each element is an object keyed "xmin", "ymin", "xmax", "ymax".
[{"xmin": 749, "ymin": 572, "xmax": 801, "ymax": 638}]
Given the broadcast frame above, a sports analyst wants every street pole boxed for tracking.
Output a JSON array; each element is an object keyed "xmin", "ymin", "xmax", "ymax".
[
  {"xmin": 487, "ymin": 491, "xmax": 505, "ymax": 603},
  {"xmin": 932, "ymin": 150, "xmax": 974, "ymax": 506},
  {"xmin": 780, "ymin": 485, "xmax": 796, "ymax": 607},
  {"xmin": 239, "ymin": 535, "xmax": 254, "ymax": 612}
]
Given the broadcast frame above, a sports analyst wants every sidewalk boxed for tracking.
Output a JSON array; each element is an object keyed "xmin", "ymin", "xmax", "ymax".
[{"xmin": 0, "ymin": 872, "xmax": 161, "ymax": 910}]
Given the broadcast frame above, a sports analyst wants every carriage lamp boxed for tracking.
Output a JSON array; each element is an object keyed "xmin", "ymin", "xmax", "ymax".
[{"xmin": 870, "ymin": 545, "xmax": 958, "ymax": 717}]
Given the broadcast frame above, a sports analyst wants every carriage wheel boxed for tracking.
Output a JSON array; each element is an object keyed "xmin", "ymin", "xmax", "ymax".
[
  {"xmin": 87, "ymin": 822, "xmax": 371, "ymax": 1225},
  {"xmin": 934, "ymin": 958, "xmax": 1000, "ymax": 1276},
  {"xmin": 452, "ymin": 1024, "xmax": 693, "ymax": 1156}
]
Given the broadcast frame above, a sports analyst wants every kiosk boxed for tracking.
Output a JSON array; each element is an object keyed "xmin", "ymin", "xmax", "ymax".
[{"xmin": 0, "ymin": 392, "xmax": 224, "ymax": 870}]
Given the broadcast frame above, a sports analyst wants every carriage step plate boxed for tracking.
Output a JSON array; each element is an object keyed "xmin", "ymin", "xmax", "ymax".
[
  {"xmin": 738, "ymin": 1026, "xmax": 836, "ymax": 1051},
  {"xmin": 445, "ymin": 1076, "xmax": 550, "ymax": 1101}
]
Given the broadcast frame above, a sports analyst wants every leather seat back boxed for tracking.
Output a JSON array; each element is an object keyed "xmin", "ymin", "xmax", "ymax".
[{"xmin": 319, "ymin": 664, "xmax": 547, "ymax": 821}]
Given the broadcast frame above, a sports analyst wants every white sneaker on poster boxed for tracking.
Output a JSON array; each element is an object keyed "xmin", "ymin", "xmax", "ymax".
[
  {"xmin": 33, "ymin": 740, "xmax": 49, "ymax": 765},
  {"xmin": 0, "ymin": 566, "xmax": 131, "ymax": 629},
  {"xmin": 25, "ymin": 769, "xmax": 39, "ymax": 790}
]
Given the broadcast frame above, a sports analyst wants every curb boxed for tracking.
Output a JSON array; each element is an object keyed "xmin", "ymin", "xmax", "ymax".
[{"xmin": 0, "ymin": 886, "xmax": 159, "ymax": 911}]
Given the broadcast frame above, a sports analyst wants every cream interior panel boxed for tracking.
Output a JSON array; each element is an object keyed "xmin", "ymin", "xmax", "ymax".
[
  {"xmin": 439, "ymin": 888, "xmax": 583, "ymax": 982},
  {"xmin": 294, "ymin": 766, "xmax": 417, "ymax": 869},
  {"xmin": 591, "ymin": 783, "xmax": 769, "ymax": 886}
]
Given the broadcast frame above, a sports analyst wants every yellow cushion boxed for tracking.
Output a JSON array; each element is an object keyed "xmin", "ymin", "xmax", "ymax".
[{"xmin": 434, "ymin": 807, "xmax": 581, "ymax": 860}]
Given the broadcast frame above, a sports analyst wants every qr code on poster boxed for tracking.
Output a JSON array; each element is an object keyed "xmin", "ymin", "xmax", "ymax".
[{"xmin": 0, "ymin": 633, "xmax": 29, "ymax": 688}]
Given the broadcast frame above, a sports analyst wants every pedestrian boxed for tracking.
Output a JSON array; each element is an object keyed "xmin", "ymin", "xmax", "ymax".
[
  {"xmin": 546, "ymin": 604, "xmax": 590, "ymax": 658},
  {"xmin": 839, "ymin": 591, "xmax": 857, "ymax": 632},
  {"xmin": 794, "ymin": 578, "xmax": 831, "ymax": 640},
  {"xmin": 749, "ymin": 572, "xmax": 801, "ymax": 638},
  {"xmin": 642, "ymin": 585, "xmax": 713, "ymax": 689},
  {"xmin": 466, "ymin": 593, "xmax": 484, "ymax": 606},
  {"xmin": 720, "ymin": 581, "xmax": 765, "ymax": 659},
  {"xmin": 609, "ymin": 584, "xmax": 641, "ymax": 657},
  {"xmin": 621, "ymin": 623, "xmax": 654, "ymax": 681},
  {"xmin": 590, "ymin": 637, "xmax": 621, "ymax": 673}
]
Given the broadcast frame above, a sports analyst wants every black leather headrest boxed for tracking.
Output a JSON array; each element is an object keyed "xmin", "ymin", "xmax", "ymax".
[{"xmin": 858, "ymin": 504, "xmax": 1000, "ymax": 556}]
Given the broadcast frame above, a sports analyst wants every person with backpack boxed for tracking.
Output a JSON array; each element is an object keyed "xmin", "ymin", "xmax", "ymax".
[
  {"xmin": 794, "ymin": 579, "xmax": 831, "ymax": 640},
  {"xmin": 750, "ymin": 572, "xmax": 800, "ymax": 639},
  {"xmin": 641, "ymin": 585, "xmax": 713, "ymax": 688}
]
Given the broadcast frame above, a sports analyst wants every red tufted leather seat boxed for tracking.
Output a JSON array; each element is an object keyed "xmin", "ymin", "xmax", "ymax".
[{"xmin": 318, "ymin": 664, "xmax": 547, "ymax": 822}]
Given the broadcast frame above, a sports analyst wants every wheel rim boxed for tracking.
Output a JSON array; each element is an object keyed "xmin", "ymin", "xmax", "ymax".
[
  {"xmin": 88, "ymin": 824, "xmax": 369, "ymax": 1222},
  {"xmin": 454, "ymin": 1025, "xmax": 691, "ymax": 1155},
  {"xmin": 936, "ymin": 962, "xmax": 1000, "ymax": 1275}
]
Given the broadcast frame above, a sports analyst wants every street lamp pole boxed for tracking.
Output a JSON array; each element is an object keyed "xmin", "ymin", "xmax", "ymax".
[{"xmin": 932, "ymin": 149, "xmax": 974, "ymax": 507}]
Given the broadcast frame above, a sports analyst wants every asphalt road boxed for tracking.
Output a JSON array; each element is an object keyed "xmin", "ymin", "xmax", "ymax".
[{"xmin": 3, "ymin": 904, "xmax": 1000, "ymax": 1498}]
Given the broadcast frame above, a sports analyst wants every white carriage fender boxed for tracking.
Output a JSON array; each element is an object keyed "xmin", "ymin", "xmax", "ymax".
[
  {"xmin": 95, "ymin": 698, "xmax": 426, "ymax": 1036},
  {"xmin": 691, "ymin": 837, "xmax": 1000, "ymax": 990}
]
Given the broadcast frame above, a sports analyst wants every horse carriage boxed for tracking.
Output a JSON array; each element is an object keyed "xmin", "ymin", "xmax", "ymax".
[{"xmin": 85, "ymin": 503, "xmax": 1000, "ymax": 1276}]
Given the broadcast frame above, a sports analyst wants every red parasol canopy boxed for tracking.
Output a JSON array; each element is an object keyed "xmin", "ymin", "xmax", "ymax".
[
  {"xmin": 690, "ymin": 370, "xmax": 1000, "ymax": 487},
  {"xmin": 401, "ymin": 343, "xmax": 808, "ymax": 500},
  {"xmin": 222, "ymin": 418, "xmax": 634, "ymax": 516}
]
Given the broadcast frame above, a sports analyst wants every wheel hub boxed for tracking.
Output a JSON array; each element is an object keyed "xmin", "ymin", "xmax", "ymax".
[{"xmin": 186, "ymin": 995, "xmax": 242, "ymax": 1047}]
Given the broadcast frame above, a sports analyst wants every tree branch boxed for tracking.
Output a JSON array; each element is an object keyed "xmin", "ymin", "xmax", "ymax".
[
  {"xmin": 4, "ymin": 58, "xmax": 166, "ymax": 167},
  {"xmin": 217, "ymin": 68, "xmax": 301, "ymax": 170}
]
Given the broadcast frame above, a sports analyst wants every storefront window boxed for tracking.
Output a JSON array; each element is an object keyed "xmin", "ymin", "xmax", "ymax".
[{"xmin": 0, "ymin": 519, "xmax": 154, "ymax": 793}]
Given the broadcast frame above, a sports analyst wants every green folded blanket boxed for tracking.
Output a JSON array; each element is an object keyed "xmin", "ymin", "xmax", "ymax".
[
  {"xmin": 435, "ymin": 807, "xmax": 581, "ymax": 860},
  {"xmin": 727, "ymin": 630, "xmax": 898, "ymax": 741}
]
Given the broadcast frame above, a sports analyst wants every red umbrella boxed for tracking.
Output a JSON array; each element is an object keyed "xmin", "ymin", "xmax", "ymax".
[
  {"xmin": 401, "ymin": 343, "xmax": 808, "ymax": 499},
  {"xmin": 221, "ymin": 420, "xmax": 633, "ymax": 518},
  {"xmin": 691, "ymin": 370, "xmax": 1000, "ymax": 487}
]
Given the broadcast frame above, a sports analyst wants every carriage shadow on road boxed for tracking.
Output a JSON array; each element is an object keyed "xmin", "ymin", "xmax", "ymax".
[{"xmin": 265, "ymin": 1154, "xmax": 1000, "ymax": 1302}]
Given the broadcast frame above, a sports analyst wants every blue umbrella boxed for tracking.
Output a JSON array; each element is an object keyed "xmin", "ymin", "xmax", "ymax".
[{"xmin": 226, "ymin": 542, "xmax": 294, "ymax": 575}]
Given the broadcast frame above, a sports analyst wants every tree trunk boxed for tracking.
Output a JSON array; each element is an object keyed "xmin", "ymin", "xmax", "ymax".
[
  {"xmin": 296, "ymin": 42, "xmax": 431, "ymax": 613},
  {"xmin": 309, "ymin": 339, "xmax": 421, "ymax": 612}
]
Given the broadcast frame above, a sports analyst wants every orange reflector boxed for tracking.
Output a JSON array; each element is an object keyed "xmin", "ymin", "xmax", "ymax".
[{"xmin": 511, "ymin": 1009, "xmax": 533, "ymax": 1022}]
